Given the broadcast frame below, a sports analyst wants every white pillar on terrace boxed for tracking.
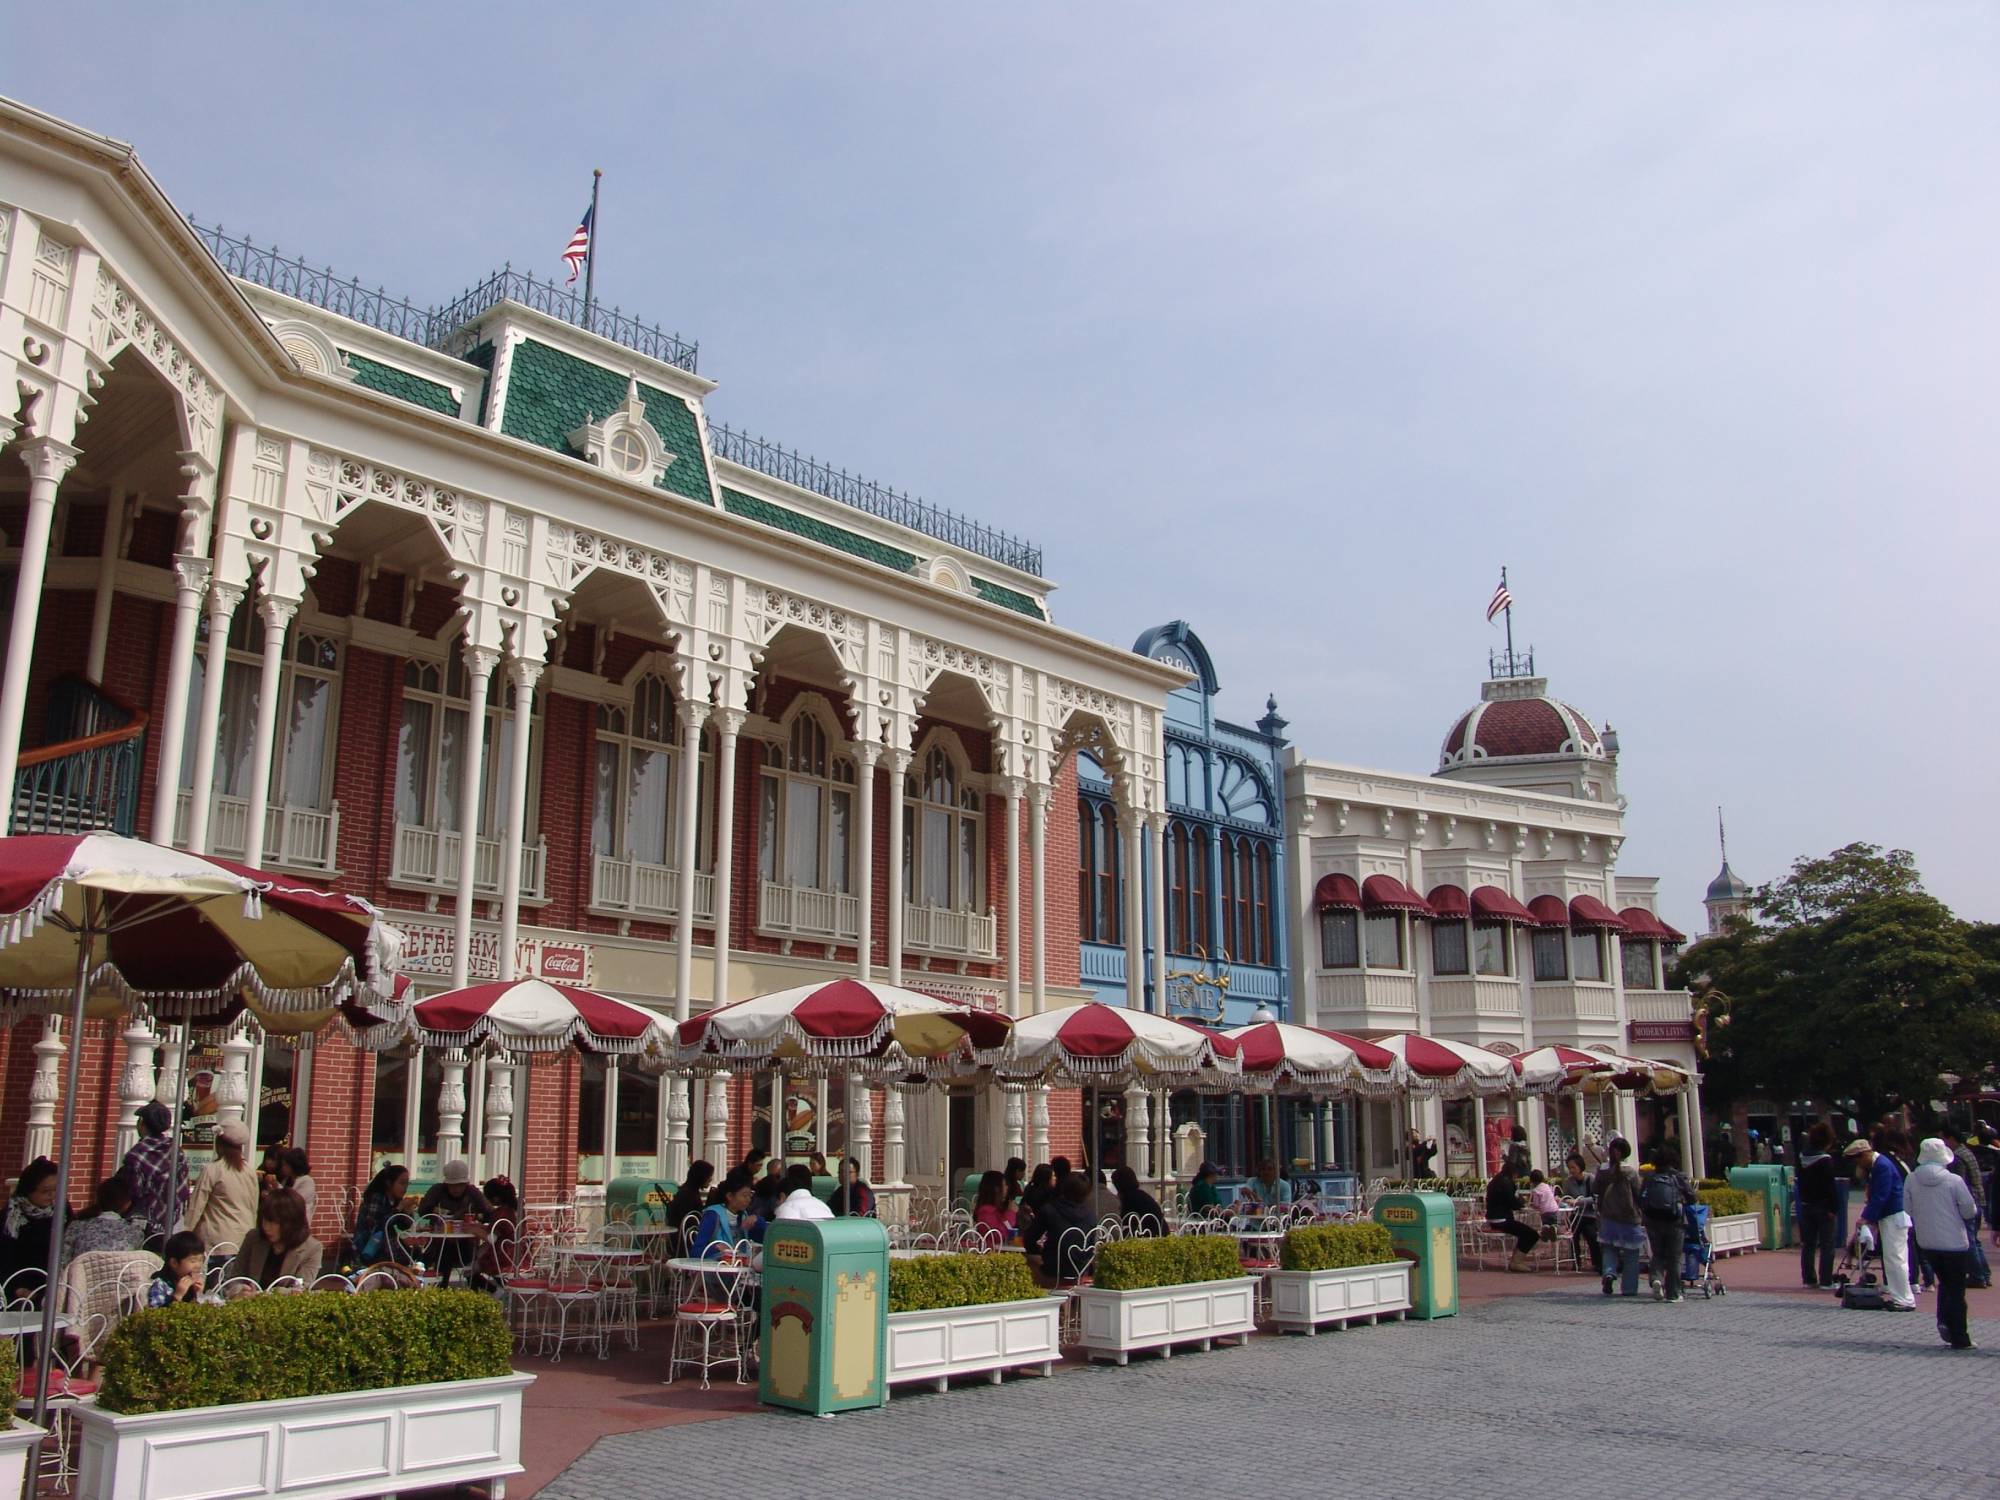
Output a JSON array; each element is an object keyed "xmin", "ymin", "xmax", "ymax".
[
  {"xmin": 451, "ymin": 643, "xmax": 499, "ymax": 989},
  {"xmin": 483, "ymin": 1064, "xmax": 516, "ymax": 1186},
  {"xmin": 24, "ymin": 1017, "xmax": 64, "ymax": 1162},
  {"xmin": 115, "ymin": 1018, "xmax": 159, "ymax": 1158},
  {"xmin": 882, "ymin": 1085, "xmax": 908, "ymax": 1187},
  {"xmin": 703, "ymin": 1071, "xmax": 732, "ymax": 1170},
  {"xmin": 885, "ymin": 748, "xmax": 911, "ymax": 986},
  {"xmin": 671, "ymin": 698, "xmax": 708, "ymax": 1019},
  {"xmin": 1002, "ymin": 778, "xmax": 1022, "ymax": 1016},
  {"xmin": 1004, "ymin": 1090, "xmax": 1025, "ymax": 1165},
  {"xmin": 1125, "ymin": 1085, "xmax": 1152, "ymax": 1178},
  {"xmin": 436, "ymin": 1050, "xmax": 469, "ymax": 1165},
  {"xmin": 710, "ymin": 707, "xmax": 744, "ymax": 1008},
  {"xmin": 845, "ymin": 1072, "xmax": 873, "ymax": 1178},
  {"xmin": 86, "ymin": 489, "xmax": 127, "ymax": 684},
  {"xmin": 184, "ymin": 579, "xmax": 244, "ymax": 855},
  {"xmin": 1122, "ymin": 803, "xmax": 1144, "ymax": 1009},
  {"xmin": 498, "ymin": 656, "xmax": 541, "ymax": 980},
  {"xmin": 150, "ymin": 453, "xmax": 219, "ymax": 844},
  {"xmin": 1029, "ymin": 1086, "xmax": 1051, "ymax": 1165},
  {"xmin": 212, "ymin": 1027, "xmax": 255, "ymax": 1129},
  {"xmin": 240, "ymin": 594, "xmax": 297, "ymax": 864},
  {"xmin": 0, "ymin": 439, "xmax": 80, "ymax": 828},
  {"xmin": 1148, "ymin": 813, "xmax": 1170, "ymax": 1015},
  {"xmin": 1028, "ymin": 782, "xmax": 1049, "ymax": 1013},
  {"xmin": 854, "ymin": 744, "xmax": 879, "ymax": 982}
]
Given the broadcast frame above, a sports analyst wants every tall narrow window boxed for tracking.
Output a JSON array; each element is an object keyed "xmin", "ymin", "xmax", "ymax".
[
  {"xmin": 182, "ymin": 613, "xmax": 344, "ymax": 815},
  {"xmin": 1076, "ymin": 804, "xmax": 1094, "ymax": 939},
  {"xmin": 1095, "ymin": 804, "xmax": 1120, "ymax": 944},
  {"xmin": 1234, "ymin": 839, "xmax": 1254, "ymax": 962},
  {"xmin": 1319, "ymin": 909, "xmax": 1360, "ymax": 969},
  {"xmin": 1531, "ymin": 928, "xmax": 1568, "ymax": 981},
  {"xmin": 1253, "ymin": 844, "xmax": 1273, "ymax": 964},
  {"xmin": 400, "ymin": 653, "xmax": 540, "ymax": 839},
  {"xmin": 1432, "ymin": 919, "xmax": 1470, "ymax": 975},
  {"xmin": 757, "ymin": 708, "xmax": 854, "ymax": 891},
  {"xmin": 1168, "ymin": 823, "xmax": 1190, "ymax": 955},
  {"xmin": 1364, "ymin": 913, "xmax": 1402, "ymax": 970},
  {"xmin": 1572, "ymin": 929, "xmax": 1605, "ymax": 981},
  {"xmin": 1188, "ymin": 827, "xmax": 1211, "ymax": 953},
  {"xmin": 1621, "ymin": 937, "xmax": 1657, "ymax": 990},
  {"xmin": 904, "ymin": 739, "xmax": 982, "ymax": 909},
  {"xmin": 1473, "ymin": 920, "xmax": 1510, "ymax": 976}
]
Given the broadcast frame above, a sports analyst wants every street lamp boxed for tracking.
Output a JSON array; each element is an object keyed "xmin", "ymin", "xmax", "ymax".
[{"xmin": 1249, "ymin": 1002, "xmax": 1279, "ymax": 1025}]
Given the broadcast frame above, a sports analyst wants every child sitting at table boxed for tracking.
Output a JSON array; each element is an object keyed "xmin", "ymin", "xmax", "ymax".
[
  {"xmin": 1526, "ymin": 1169, "xmax": 1562, "ymax": 1218},
  {"xmin": 147, "ymin": 1231, "xmax": 207, "ymax": 1307}
]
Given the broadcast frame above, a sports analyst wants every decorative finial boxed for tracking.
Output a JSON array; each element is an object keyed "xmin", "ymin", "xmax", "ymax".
[{"xmin": 1717, "ymin": 806, "xmax": 1728, "ymax": 863}]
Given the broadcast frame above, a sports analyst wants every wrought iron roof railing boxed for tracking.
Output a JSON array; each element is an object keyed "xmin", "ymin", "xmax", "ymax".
[
  {"xmin": 708, "ymin": 424, "xmax": 1043, "ymax": 577},
  {"xmin": 190, "ymin": 221, "xmax": 699, "ymax": 374}
]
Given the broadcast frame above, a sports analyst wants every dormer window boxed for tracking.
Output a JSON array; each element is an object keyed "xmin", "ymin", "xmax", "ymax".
[{"xmin": 568, "ymin": 378, "xmax": 674, "ymax": 487}]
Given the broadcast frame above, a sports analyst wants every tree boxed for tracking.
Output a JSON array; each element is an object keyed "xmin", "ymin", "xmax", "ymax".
[{"xmin": 1671, "ymin": 844, "xmax": 2000, "ymax": 1124}]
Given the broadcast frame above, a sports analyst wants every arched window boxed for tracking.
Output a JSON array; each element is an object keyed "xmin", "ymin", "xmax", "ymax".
[
  {"xmin": 1168, "ymin": 823, "xmax": 1190, "ymax": 955},
  {"xmin": 399, "ymin": 649, "xmax": 541, "ymax": 839},
  {"xmin": 905, "ymin": 737, "xmax": 982, "ymax": 909},
  {"xmin": 1076, "ymin": 801, "xmax": 1122, "ymax": 944},
  {"xmin": 1219, "ymin": 835, "xmax": 1238, "ymax": 959},
  {"xmin": 182, "ymin": 612, "xmax": 343, "ymax": 814},
  {"xmin": 1188, "ymin": 825, "xmax": 1211, "ymax": 953},
  {"xmin": 759, "ymin": 706, "xmax": 855, "ymax": 891},
  {"xmin": 593, "ymin": 673, "xmax": 708, "ymax": 870},
  {"xmin": 1253, "ymin": 843, "xmax": 1273, "ymax": 965}
]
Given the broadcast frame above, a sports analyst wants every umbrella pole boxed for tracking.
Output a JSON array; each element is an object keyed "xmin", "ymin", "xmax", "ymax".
[
  {"xmin": 164, "ymin": 1006, "xmax": 194, "ymax": 1234},
  {"xmin": 30, "ymin": 893, "xmax": 95, "ymax": 1443}
]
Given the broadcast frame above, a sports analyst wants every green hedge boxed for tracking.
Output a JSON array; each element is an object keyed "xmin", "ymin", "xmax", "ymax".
[
  {"xmin": 97, "ymin": 1290, "xmax": 512, "ymax": 1415},
  {"xmin": 0, "ymin": 1338, "xmax": 12, "ymax": 1428},
  {"xmin": 1697, "ymin": 1187, "xmax": 1755, "ymax": 1218},
  {"xmin": 1092, "ymin": 1234, "xmax": 1245, "ymax": 1292},
  {"xmin": 1280, "ymin": 1223, "xmax": 1398, "ymax": 1273},
  {"xmin": 888, "ymin": 1252, "xmax": 1044, "ymax": 1314},
  {"xmin": 1378, "ymin": 1178, "xmax": 1485, "ymax": 1197},
  {"xmin": 1695, "ymin": 1178, "xmax": 1731, "ymax": 1193}
]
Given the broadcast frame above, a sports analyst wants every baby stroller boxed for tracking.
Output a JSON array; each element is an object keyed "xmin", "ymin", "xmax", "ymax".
[
  {"xmin": 1681, "ymin": 1202, "xmax": 1725, "ymax": 1299},
  {"xmin": 1831, "ymin": 1227, "xmax": 1887, "ymax": 1310}
]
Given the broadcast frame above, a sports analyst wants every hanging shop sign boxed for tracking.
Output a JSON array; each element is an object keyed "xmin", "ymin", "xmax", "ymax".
[{"xmin": 389, "ymin": 919, "xmax": 595, "ymax": 988}]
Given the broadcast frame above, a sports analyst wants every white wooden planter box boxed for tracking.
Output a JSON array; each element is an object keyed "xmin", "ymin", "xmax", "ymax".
[
  {"xmin": 72, "ymin": 1371, "xmax": 533, "ymax": 1500},
  {"xmin": 1073, "ymin": 1276, "xmax": 1259, "ymax": 1366},
  {"xmin": 1707, "ymin": 1213, "xmax": 1761, "ymax": 1257},
  {"xmin": 1, "ymin": 1422, "xmax": 48, "ymax": 1497},
  {"xmin": 886, "ymin": 1295, "xmax": 1064, "ymax": 1392},
  {"xmin": 1267, "ymin": 1260, "xmax": 1413, "ymax": 1334}
]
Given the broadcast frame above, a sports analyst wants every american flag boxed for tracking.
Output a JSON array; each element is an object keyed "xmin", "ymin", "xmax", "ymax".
[
  {"xmin": 562, "ymin": 205, "xmax": 593, "ymax": 284},
  {"xmin": 1485, "ymin": 578, "xmax": 1513, "ymax": 624}
]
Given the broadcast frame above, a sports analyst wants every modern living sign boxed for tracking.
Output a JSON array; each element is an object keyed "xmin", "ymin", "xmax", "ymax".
[{"xmin": 392, "ymin": 918, "xmax": 596, "ymax": 988}]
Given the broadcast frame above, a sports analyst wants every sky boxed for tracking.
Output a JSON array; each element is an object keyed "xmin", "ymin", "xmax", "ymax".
[{"xmin": 9, "ymin": 6, "xmax": 1997, "ymax": 933}]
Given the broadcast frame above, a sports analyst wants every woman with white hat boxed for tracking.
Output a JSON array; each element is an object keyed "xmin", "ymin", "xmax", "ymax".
[
  {"xmin": 1907, "ymin": 1137, "xmax": 1978, "ymax": 1351},
  {"xmin": 182, "ymin": 1120, "xmax": 259, "ymax": 1254}
]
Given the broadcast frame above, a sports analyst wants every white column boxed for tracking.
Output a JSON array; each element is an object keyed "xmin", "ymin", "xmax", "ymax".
[
  {"xmin": 710, "ymin": 707, "xmax": 743, "ymax": 1007},
  {"xmin": 854, "ymin": 744, "xmax": 879, "ymax": 982},
  {"xmin": 1148, "ymin": 814, "xmax": 1169, "ymax": 1016},
  {"xmin": 154, "ymin": 1027, "xmax": 185, "ymax": 1113},
  {"xmin": 665, "ymin": 1079, "xmax": 693, "ymax": 1183},
  {"xmin": 497, "ymin": 657, "xmax": 541, "ymax": 980},
  {"xmin": 1122, "ymin": 804, "xmax": 1144, "ymax": 1009},
  {"xmin": 702, "ymin": 1071, "xmax": 732, "ymax": 1169},
  {"xmin": 184, "ymin": 580, "xmax": 244, "ymax": 854},
  {"xmin": 1125, "ymin": 1085, "xmax": 1152, "ymax": 1178},
  {"xmin": 451, "ymin": 644, "xmax": 499, "ymax": 989},
  {"xmin": 883, "ymin": 1085, "xmax": 908, "ymax": 1187},
  {"xmin": 1002, "ymin": 778, "xmax": 1022, "ymax": 1016},
  {"xmin": 86, "ymin": 490, "xmax": 127, "ymax": 683},
  {"xmin": 483, "ymin": 1063, "xmax": 515, "ymax": 1185},
  {"xmin": 885, "ymin": 748, "xmax": 910, "ymax": 985},
  {"xmin": 1678, "ymin": 1084, "xmax": 1705, "ymax": 1178},
  {"xmin": 0, "ymin": 440, "xmax": 80, "ymax": 827},
  {"xmin": 1028, "ymin": 782, "xmax": 1049, "ymax": 1013},
  {"xmin": 1030, "ymin": 1086, "xmax": 1051, "ymax": 1165},
  {"xmin": 151, "ymin": 553, "xmax": 211, "ymax": 844},
  {"xmin": 115, "ymin": 1018, "xmax": 160, "ymax": 1158},
  {"xmin": 213, "ymin": 1027, "xmax": 255, "ymax": 1129},
  {"xmin": 23, "ymin": 1017, "xmax": 64, "ymax": 1161},
  {"xmin": 466, "ymin": 1057, "xmax": 486, "ymax": 1167},
  {"xmin": 240, "ymin": 594, "xmax": 297, "ymax": 863},
  {"xmin": 434, "ymin": 1050, "xmax": 469, "ymax": 1165},
  {"xmin": 1004, "ymin": 1090, "xmax": 1025, "ymax": 1165},
  {"xmin": 672, "ymin": 699, "xmax": 708, "ymax": 1017},
  {"xmin": 845, "ymin": 1074, "xmax": 873, "ymax": 1178}
]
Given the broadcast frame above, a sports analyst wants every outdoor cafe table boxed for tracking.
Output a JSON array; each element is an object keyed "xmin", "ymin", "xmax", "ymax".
[
  {"xmin": 0, "ymin": 1311, "xmax": 70, "ymax": 1339},
  {"xmin": 401, "ymin": 1225, "xmax": 484, "ymax": 1286},
  {"xmin": 553, "ymin": 1245, "xmax": 646, "ymax": 1276}
]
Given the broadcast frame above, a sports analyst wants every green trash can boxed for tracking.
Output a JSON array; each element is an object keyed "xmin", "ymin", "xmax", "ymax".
[
  {"xmin": 606, "ymin": 1175, "xmax": 674, "ymax": 1227},
  {"xmin": 810, "ymin": 1174, "xmax": 838, "ymax": 1205},
  {"xmin": 1373, "ymin": 1191, "xmax": 1458, "ymax": 1320},
  {"xmin": 1728, "ymin": 1165, "xmax": 1795, "ymax": 1249},
  {"xmin": 759, "ymin": 1218, "xmax": 889, "ymax": 1415}
]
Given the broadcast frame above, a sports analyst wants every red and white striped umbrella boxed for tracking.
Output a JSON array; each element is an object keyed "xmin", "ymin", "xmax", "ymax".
[
  {"xmin": 678, "ymin": 977, "xmax": 1013, "ymax": 1077},
  {"xmin": 1512, "ymin": 1044, "xmax": 1616, "ymax": 1091},
  {"xmin": 1223, "ymin": 1021, "xmax": 1400, "ymax": 1096},
  {"xmin": 399, "ymin": 979, "xmax": 675, "ymax": 1068},
  {"xmin": 999, "ymin": 1004, "xmax": 1242, "ymax": 1089},
  {"xmin": 1370, "ymin": 1032, "xmax": 1516, "ymax": 1097}
]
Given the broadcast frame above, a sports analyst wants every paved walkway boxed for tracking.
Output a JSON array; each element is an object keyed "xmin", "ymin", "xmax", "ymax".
[{"xmin": 536, "ymin": 1285, "xmax": 1994, "ymax": 1500}]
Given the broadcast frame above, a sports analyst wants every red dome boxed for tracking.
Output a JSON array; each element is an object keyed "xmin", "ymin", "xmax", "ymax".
[{"xmin": 1440, "ymin": 692, "xmax": 1603, "ymax": 768}]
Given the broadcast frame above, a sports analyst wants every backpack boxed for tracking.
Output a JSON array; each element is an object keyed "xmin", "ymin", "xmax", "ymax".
[{"xmin": 1640, "ymin": 1171, "xmax": 1684, "ymax": 1220}]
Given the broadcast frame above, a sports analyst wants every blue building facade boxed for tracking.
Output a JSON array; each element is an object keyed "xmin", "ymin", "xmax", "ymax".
[{"xmin": 1078, "ymin": 622, "xmax": 1308, "ymax": 1175}]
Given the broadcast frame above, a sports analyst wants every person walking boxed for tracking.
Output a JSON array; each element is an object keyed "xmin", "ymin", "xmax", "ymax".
[
  {"xmin": 1845, "ymin": 1135, "xmax": 1914, "ymax": 1311},
  {"xmin": 1940, "ymin": 1127, "xmax": 1991, "ymax": 1289},
  {"xmin": 119, "ymin": 1101, "xmax": 189, "ymax": 1250},
  {"xmin": 1592, "ymin": 1138, "xmax": 1647, "ymax": 1297},
  {"xmin": 1796, "ymin": 1122, "xmax": 1840, "ymax": 1288},
  {"xmin": 1907, "ymin": 1138, "xmax": 1978, "ymax": 1350},
  {"xmin": 1640, "ymin": 1146, "xmax": 1694, "ymax": 1303}
]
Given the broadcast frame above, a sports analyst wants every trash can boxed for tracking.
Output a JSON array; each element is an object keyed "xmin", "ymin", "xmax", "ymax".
[
  {"xmin": 759, "ymin": 1218, "xmax": 889, "ymax": 1415},
  {"xmin": 1372, "ymin": 1190, "xmax": 1457, "ymax": 1320},
  {"xmin": 1728, "ymin": 1165, "xmax": 1795, "ymax": 1249},
  {"xmin": 606, "ymin": 1174, "xmax": 673, "ymax": 1226}
]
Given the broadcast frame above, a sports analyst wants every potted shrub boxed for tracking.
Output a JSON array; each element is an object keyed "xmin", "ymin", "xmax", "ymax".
[
  {"xmin": 885, "ymin": 1251, "xmax": 1062, "ymax": 1392},
  {"xmin": 0, "ymin": 1339, "xmax": 49, "ymax": 1498},
  {"xmin": 1073, "ymin": 1235, "xmax": 1258, "ymax": 1366},
  {"xmin": 1266, "ymin": 1222, "xmax": 1412, "ymax": 1334},
  {"xmin": 1696, "ymin": 1187, "xmax": 1761, "ymax": 1256},
  {"xmin": 73, "ymin": 1290, "xmax": 531, "ymax": 1500}
]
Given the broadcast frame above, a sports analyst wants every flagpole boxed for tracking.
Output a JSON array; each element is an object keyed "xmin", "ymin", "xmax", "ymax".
[
  {"xmin": 1501, "ymin": 564, "xmax": 1514, "ymax": 662},
  {"xmin": 582, "ymin": 168, "xmax": 602, "ymax": 328}
]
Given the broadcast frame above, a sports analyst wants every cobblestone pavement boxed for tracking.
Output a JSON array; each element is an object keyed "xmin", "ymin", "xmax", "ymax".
[{"xmin": 537, "ymin": 1289, "xmax": 1995, "ymax": 1499}]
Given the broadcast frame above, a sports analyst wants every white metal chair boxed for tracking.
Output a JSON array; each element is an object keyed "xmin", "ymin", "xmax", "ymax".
[
  {"xmin": 668, "ymin": 1250, "xmax": 755, "ymax": 1388},
  {"xmin": 15, "ymin": 1309, "xmax": 108, "ymax": 1494}
]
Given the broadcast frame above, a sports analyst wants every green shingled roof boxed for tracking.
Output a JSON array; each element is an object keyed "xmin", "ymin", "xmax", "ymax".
[
  {"xmin": 499, "ymin": 339, "xmax": 715, "ymax": 507},
  {"xmin": 341, "ymin": 352, "xmax": 459, "ymax": 415},
  {"xmin": 720, "ymin": 488, "xmax": 919, "ymax": 573},
  {"xmin": 971, "ymin": 577, "xmax": 1046, "ymax": 619}
]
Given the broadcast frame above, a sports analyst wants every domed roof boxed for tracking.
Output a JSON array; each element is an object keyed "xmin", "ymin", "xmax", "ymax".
[
  {"xmin": 1439, "ymin": 682, "xmax": 1605, "ymax": 770},
  {"xmin": 1705, "ymin": 861, "xmax": 1752, "ymax": 904}
]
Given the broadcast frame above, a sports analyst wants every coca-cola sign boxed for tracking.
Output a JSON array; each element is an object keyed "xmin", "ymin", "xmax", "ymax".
[
  {"xmin": 538, "ymin": 945, "xmax": 588, "ymax": 981},
  {"xmin": 385, "ymin": 920, "xmax": 594, "ymax": 988}
]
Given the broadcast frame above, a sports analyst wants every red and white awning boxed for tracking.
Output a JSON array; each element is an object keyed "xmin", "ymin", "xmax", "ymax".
[
  {"xmin": 678, "ymin": 977, "xmax": 1012, "ymax": 1077},
  {"xmin": 999, "ymin": 1003, "xmax": 1241, "ymax": 1089},
  {"xmin": 400, "ymin": 979, "xmax": 674, "ymax": 1065},
  {"xmin": 1223, "ymin": 1021, "xmax": 1399, "ymax": 1095},
  {"xmin": 1369, "ymin": 1032, "xmax": 1517, "ymax": 1097},
  {"xmin": 1513, "ymin": 1044, "xmax": 1617, "ymax": 1090}
]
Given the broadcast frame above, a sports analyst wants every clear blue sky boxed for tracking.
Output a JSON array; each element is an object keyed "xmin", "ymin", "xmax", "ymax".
[{"xmin": 11, "ymin": 6, "xmax": 1996, "ymax": 932}]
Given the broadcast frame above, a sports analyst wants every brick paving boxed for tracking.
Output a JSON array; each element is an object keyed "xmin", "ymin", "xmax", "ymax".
[{"xmin": 535, "ymin": 1286, "xmax": 1995, "ymax": 1500}]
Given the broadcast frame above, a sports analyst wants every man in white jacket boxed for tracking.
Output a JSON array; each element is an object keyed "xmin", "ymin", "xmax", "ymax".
[{"xmin": 1907, "ymin": 1138, "xmax": 1979, "ymax": 1351}]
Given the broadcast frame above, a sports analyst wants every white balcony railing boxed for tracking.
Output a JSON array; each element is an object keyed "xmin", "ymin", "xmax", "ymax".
[
  {"xmin": 390, "ymin": 821, "xmax": 547, "ymax": 902},
  {"xmin": 1624, "ymin": 988, "xmax": 1695, "ymax": 1025},
  {"xmin": 1428, "ymin": 975, "xmax": 1523, "ymax": 1020},
  {"xmin": 759, "ymin": 880, "xmax": 861, "ymax": 943},
  {"xmin": 1530, "ymin": 981, "xmax": 1618, "ymax": 1024},
  {"xmin": 591, "ymin": 853, "xmax": 716, "ymax": 923},
  {"xmin": 173, "ymin": 789, "xmax": 340, "ymax": 874},
  {"xmin": 1311, "ymin": 970, "xmax": 1420, "ymax": 1030},
  {"xmin": 904, "ymin": 902, "xmax": 997, "ymax": 960}
]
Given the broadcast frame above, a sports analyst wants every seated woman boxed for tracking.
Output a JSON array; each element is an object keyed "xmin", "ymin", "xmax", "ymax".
[
  {"xmin": 691, "ymin": 1173, "xmax": 757, "ymax": 1260},
  {"xmin": 0, "ymin": 1158, "xmax": 62, "ymax": 1303},
  {"xmin": 350, "ymin": 1163, "xmax": 411, "ymax": 1265},
  {"xmin": 1111, "ymin": 1166, "xmax": 1167, "ymax": 1237},
  {"xmin": 146, "ymin": 1231, "xmax": 208, "ymax": 1308},
  {"xmin": 972, "ymin": 1171, "xmax": 1017, "ymax": 1244},
  {"xmin": 663, "ymin": 1161, "xmax": 715, "ymax": 1252},
  {"xmin": 64, "ymin": 1176, "xmax": 146, "ymax": 1257},
  {"xmin": 1035, "ymin": 1173, "xmax": 1099, "ymax": 1283},
  {"xmin": 223, "ymin": 1188, "xmax": 324, "ymax": 1291},
  {"xmin": 1484, "ymin": 1162, "xmax": 1540, "ymax": 1273},
  {"xmin": 1185, "ymin": 1162, "xmax": 1223, "ymax": 1218},
  {"xmin": 827, "ymin": 1157, "xmax": 875, "ymax": 1218}
]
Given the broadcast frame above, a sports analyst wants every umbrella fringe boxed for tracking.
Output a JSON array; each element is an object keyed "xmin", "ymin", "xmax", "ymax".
[{"xmin": 0, "ymin": 877, "xmax": 68, "ymax": 949}]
